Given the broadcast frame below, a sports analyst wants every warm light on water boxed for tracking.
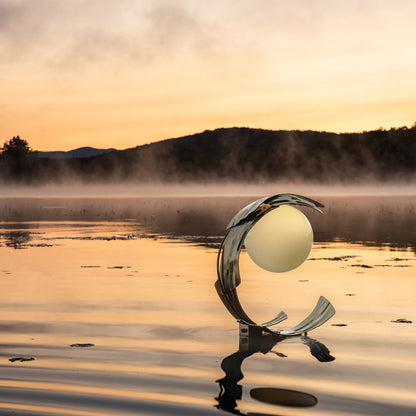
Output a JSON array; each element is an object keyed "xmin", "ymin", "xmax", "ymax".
[{"xmin": 0, "ymin": 196, "xmax": 415, "ymax": 416}]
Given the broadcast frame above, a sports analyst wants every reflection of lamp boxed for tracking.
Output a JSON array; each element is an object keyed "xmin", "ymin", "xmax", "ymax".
[
  {"xmin": 215, "ymin": 324, "xmax": 335, "ymax": 415},
  {"xmin": 215, "ymin": 193, "xmax": 335, "ymax": 335}
]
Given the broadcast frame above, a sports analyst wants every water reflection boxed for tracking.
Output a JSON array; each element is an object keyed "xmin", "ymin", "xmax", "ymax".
[
  {"xmin": 0, "ymin": 216, "xmax": 414, "ymax": 415},
  {"xmin": 1, "ymin": 196, "xmax": 416, "ymax": 251},
  {"xmin": 2, "ymin": 230, "xmax": 32, "ymax": 249},
  {"xmin": 215, "ymin": 324, "xmax": 334, "ymax": 414}
]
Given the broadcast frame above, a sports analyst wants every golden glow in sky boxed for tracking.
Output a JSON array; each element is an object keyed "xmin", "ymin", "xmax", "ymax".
[{"xmin": 1, "ymin": 0, "xmax": 416, "ymax": 150}]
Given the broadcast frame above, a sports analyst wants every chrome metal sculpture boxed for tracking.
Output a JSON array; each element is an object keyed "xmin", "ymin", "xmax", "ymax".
[{"xmin": 215, "ymin": 193, "xmax": 335, "ymax": 335}]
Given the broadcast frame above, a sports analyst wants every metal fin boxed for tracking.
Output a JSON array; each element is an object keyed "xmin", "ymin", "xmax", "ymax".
[
  {"xmin": 279, "ymin": 296, "xmax": 336, "ymax": 336},
  {"xmin": 260, "ymin": 311, "xmax": 288, "ymax": 327}
]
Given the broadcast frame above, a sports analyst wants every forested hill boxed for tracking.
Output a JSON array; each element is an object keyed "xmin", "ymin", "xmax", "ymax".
[
  {"xmin": 2, "ymin": 126, "xmax": 416, "ymax": 184},
  {"xmin": 65, "ymin": 126, "xmax": 416, "ymax": 183}
]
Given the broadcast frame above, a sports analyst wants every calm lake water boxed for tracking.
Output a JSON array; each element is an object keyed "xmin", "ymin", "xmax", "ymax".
[{"xmin": 0, "ymin": 195, "xmax": 415, "ymax": 416}]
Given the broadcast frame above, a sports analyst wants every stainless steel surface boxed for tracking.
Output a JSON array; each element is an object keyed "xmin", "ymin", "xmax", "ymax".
[{"xmin": 216, "ymin": 193, "xmax": 335, "ymax": 334}]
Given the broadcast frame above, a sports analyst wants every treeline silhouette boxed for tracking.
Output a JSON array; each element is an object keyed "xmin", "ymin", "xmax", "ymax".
[{"xmin": 1, "ymin": 126, "xmax": 416, "ymax": 184}]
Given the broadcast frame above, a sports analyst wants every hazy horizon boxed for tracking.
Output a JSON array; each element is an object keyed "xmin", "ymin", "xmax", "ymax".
[{"xmin": 1, "ymin": 182, "xmax": 416, "ymax": 198}]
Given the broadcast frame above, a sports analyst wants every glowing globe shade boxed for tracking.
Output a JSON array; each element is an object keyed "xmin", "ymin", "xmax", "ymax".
[{"xmin": 244, "ymin": 205, "xmax": 313, "ymax": 273}]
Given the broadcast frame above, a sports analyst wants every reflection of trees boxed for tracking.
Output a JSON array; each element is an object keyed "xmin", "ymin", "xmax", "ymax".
[
  {"xmin": 215, "ymin": 324, "xmax": 334, "ymax": 414},
  {"xmin": 310, "ymin": 196, "xmax": 416, "ymax": 255},
  {"xmin": 130, "ymin": 196, "xmax": 416, "ymax": 253},
  {"xmin": 3, "ymin": 231, "xmax": 32, "ymax": 249},
  {"xmin": 1, "ymin": 195, "xmax": 415, "ymax": 253}
]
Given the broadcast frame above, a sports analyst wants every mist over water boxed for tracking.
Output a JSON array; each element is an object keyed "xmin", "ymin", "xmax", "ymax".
[
  {"xmin": 1, "ymin": 185, "xmax": 416, "ymax": 251},
  {"xmin": 1, "ymin": 181, "xmax": 416, "ymax": 197}
]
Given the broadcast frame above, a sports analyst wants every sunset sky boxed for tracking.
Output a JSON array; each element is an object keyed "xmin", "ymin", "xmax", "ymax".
[{"xmin": 1, "ymin": 0, "xmax": 416, "ymax": 151}]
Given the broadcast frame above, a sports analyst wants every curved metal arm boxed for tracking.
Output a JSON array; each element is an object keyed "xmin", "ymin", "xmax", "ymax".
[{"xmin": 215, "ymin": 193, "xmax": 335, "ymax": 334}]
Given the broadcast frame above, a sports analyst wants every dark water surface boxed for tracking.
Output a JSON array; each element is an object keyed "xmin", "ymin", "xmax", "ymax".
[
  {"xmin": 0, "ymin": 195, "xmax": 415, "ymax": 415},
  {"xmin": 1, "ymin": 194, "xmax": 416, "ymax": 249}
]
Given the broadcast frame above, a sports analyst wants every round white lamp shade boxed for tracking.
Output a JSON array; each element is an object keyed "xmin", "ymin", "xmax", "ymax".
[{"xmin": 244, "ymin": 204, "xmax": 313, "ymax": 273}]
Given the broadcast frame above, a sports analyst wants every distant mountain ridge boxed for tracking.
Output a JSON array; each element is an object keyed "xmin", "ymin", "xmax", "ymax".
[
  {"xmin": 38, "ymin": 146, "xmax": 115, "ymax": 159},
  {"xmin": 52, "ymin": 125, "xmax": 416, "ymax": 183},
  {"xmin": 3, "ymin": 126, "xmax": 416, "ymax": 184}
]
